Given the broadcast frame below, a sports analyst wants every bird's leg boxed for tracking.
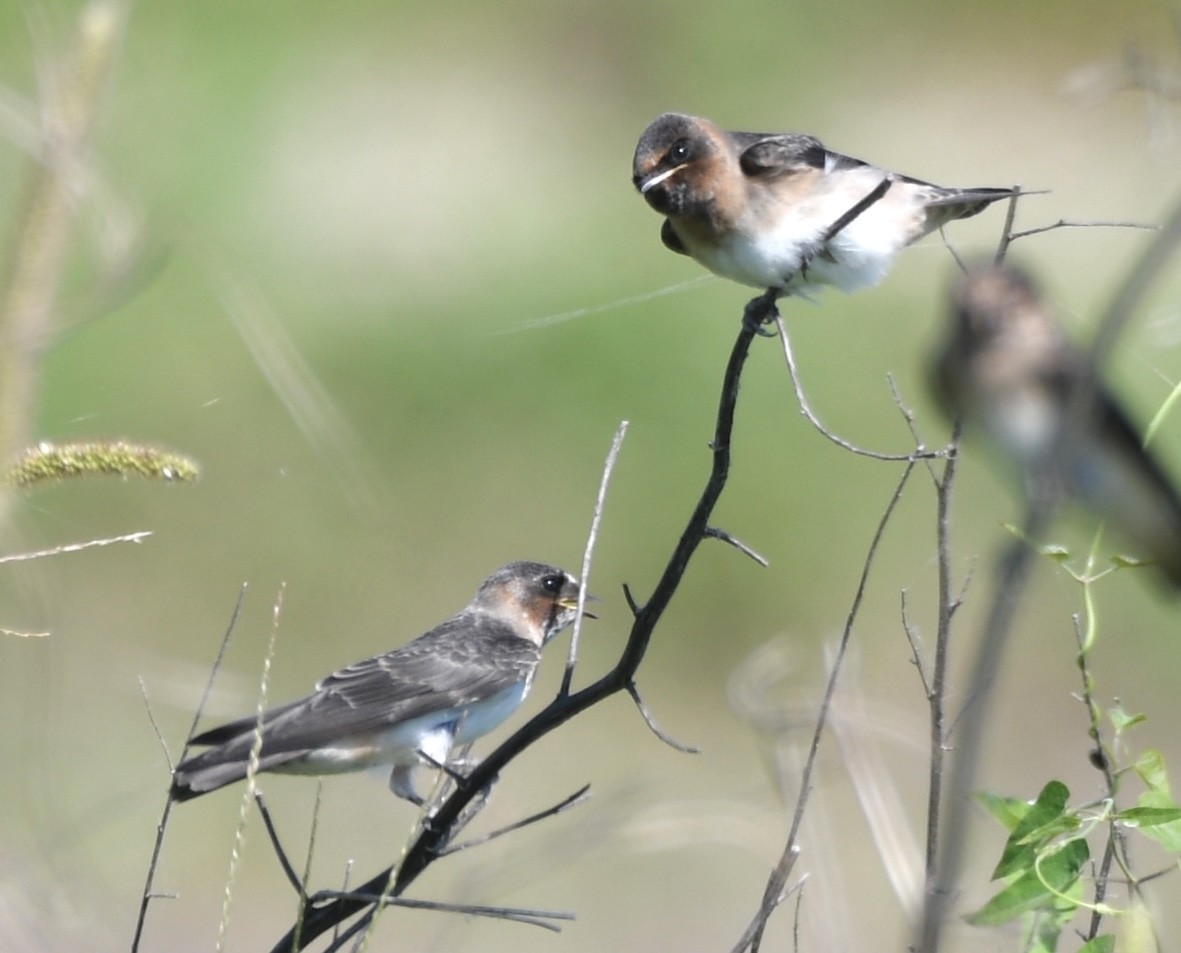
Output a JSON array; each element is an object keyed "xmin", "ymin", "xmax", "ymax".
[
  {"xmin": 389, "ymin": 763, "xmax": 425, "ymax": 806},
  {"xmin": 742, "ymin": 286, "xmax": 781, "ymax": 335}
]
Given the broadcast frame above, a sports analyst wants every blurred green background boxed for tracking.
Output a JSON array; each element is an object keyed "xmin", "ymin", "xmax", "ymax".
[{"xmin": 3, "ymin": 1, "xmax": 1181, "ymax": 950}]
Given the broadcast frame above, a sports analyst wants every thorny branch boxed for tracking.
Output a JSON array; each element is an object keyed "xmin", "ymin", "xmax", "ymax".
[{"xmin": 268, "ymin": 315, "xmax": 763, "ymax": 952}]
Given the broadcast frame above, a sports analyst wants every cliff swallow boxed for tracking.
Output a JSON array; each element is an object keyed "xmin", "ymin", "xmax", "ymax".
[
  {"xmin": 172, "ymin": 562, "xmax": 587, "ymax": 804},
  {"xmin": 932, "ymin": 264, "xmax": 1181, "ymax": 586},
  {"xmin": 633, "ymin": 112, "xmax": 1013, "ymax": 302}
]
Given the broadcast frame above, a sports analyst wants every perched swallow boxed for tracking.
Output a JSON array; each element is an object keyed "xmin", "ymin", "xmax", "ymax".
[
  {"xmin": 632, "ymin": 112, "xmax": 1014, "ymax": 300},
  {"xmin": 932, "ymin": 264, "xmax": 1181, "ymax": 586},
  {"xmin": 172, "ymin": 562, "xmax": 586, "ymax": 804}
]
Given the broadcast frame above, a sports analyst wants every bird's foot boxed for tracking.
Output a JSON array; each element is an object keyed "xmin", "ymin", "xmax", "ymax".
[{"xmin": 742, "ymin": 287, "xmax": 781, "ymax": 335}]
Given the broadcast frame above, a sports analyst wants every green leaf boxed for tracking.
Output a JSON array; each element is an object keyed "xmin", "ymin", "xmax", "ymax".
[
  {"xmin": 1132, "ymin": 786, "xmax": 1181, "ymax": 853},
  {"xmin": 992, "ymin": 781, "xmax": 1074, "ymax": 880},
  {"xmin": 976, "ymin": 791, "xmax": 1032, "ymax": 832},
  {"xmin": 1117, "ymin": 806, "xmax": 1181, "ymax": 827},
  {"xmin": 1108, "ymin": 705, "xmax": 1145, "ymax": 734},
  {"xmin": 1078, "ymin": 936, "xmax": 1115, "ymax": 953},
  {"xmin": 1134, "ymin": 749, "xmax": 1170, "ymax": 794},
  {"xmin": 1110, "ymin": 553, "xmax": 1148, "ymax": 569},
  {"xmin": 969, "ymin": 838, "xmax": 1088, "ymax": 926}
]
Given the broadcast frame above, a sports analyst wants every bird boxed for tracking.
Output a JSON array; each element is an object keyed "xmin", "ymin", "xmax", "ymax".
[
  {"xmin": 171, "ymin": 562, "xmax": 587, "ymax": 804},
  {"xmin": 931, "ymin": 264, "xmax": 1181, "ymax": 587},
  {"xmin": 632, "ymin": 112, "xmax": 1014, "ymax": 304}
]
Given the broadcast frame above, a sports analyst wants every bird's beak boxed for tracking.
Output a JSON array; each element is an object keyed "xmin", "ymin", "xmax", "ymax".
[
  {"xmin": 638, "ymin": 163, "xmax": 687, "ymax": 194},
  {"xmin": 560, "ymin": 592, "xmax": 599, "ymax": 620}
]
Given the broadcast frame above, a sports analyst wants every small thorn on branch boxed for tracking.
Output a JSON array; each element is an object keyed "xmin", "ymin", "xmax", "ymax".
[
  {"xmin": 628, "ymin": 681, "xmax": 700, "ymax": 754},
  {"xmin": 704, "ymin": 526, "xmax": 769, "ymax": 566},
  {"xmin": 621, "ymin": 582, "xmax": 642, "ymax": 617}
]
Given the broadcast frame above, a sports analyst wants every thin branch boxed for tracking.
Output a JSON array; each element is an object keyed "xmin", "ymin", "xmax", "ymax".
[
  {"xmin": 310, "ymin": 892, "xmax": 574, "ymax": 931},
  {"xmin": 1007, "ymin": 219, "xmax": 1158, "ymax": 243},
  {"xmin": 562, "ymin": 419, "xmax": 628, "ymax": 697},
  {"xmin": 774, "ymin": 314, "xmax": 940, "ymax": 462},
  {"xmin": 270, "ymin": 312, "xmax": 762, "ymax": 953},
  {"xmin": 218, "ymin": 584, "xmax": 286, "ymax": 952},
  {"xmin": 627, "ymin": 680, "xmax": 700, "ymax": 753},
  {"xmin": 137, "ymin": 676, "xmax": 172, "ymax": 772},
  {"xmin": 621, "ymin": 582, "xmax": 641, "ymax": 616},
  {"xmin": 915, "ymin": 503, "xmax": 1048, "ymax": 953},
  {"xmin": 730, "ymin": 460, "xmax": 917, "ymax": 953},
  {"xmin": 900, "ymin": 590, "xmax": 931, "ymax": 697},
  {"xmin": 704, "ymin": 526, "xmax": 769, "ymax": 566},
  {"xmin": 131, "ymin": 583, "xmax": 249, "ymax": 953},
  {"xmin": 0, "ymin": 529, "xmax": 151, "ymax": 563},
  {"xmin": 291, "ymin": 782, "xmax": 324, "ymax": 952},
  {"xmin": 922, "ymin": 421, "xmax": 961, "ymax": 893},
  {"xmin": 256, "ymin": 791, "xmax": 304, "ymax": 894},
  {"xmin": 438, "ymin": 783, "xmax": 591, "ymax": 857},
  {"xmin": 991, "ymin": 185, "xmax": 1026, "ymax": 264}
]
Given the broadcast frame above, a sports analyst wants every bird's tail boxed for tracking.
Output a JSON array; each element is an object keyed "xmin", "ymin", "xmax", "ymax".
[{"xmin": 924, "ymin": 186, "xmax": 1019, "ymax": 228}]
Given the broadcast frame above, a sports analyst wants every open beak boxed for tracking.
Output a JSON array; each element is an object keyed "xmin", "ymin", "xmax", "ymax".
[{"xmin": 560, "ymin": 592, "xmax": 599, "ymax": 620}]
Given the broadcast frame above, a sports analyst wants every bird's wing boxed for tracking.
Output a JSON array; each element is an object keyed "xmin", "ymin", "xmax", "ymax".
[
  {"xmin": 660, "ymin": 219, "xmax": 689, "ymax": 255},
  {"xmin": 190, "ymin": 615, "xmax": 539, "ymax": 757},
  {"xmin": 733, "ymin": 132, "xmax": 861, "ymax": 179}
]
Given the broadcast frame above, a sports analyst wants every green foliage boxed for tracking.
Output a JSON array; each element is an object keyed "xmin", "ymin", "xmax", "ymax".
[{"xmin": 972, "ymin": 744, "xmax": 1181, "ymax": 951}]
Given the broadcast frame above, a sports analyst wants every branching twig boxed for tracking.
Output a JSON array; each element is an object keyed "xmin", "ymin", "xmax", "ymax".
[
  {"xmin": 267, "ymin": 318, "xmax": 762, "ymax": 952},
  {"xmin": 627, "ymin": 680, "xmax": 700, "ymax": 754},
  {"xmin": 131, "ymin": 583, "xmax": 249, "ymax": 953},
  {"xmin": 774, "ymin": 314, "xmax": 940, "ymax": 462},
  {"xmin": 1006, "ymin": 219, "xmax": 1158, "ymax": 243},
  {"xmin": 703, "ymin": 526, "xmax": 769, "ymax": 566},
  {"xmin": 562, "ymin": 420, "xmax": 628, "ymax": 697},
  {"xmin": 921, "ymin": 421, "xmax": 961, "ymax": 894},
  {"xmin": 730, "ymin": 460, "xmax": 917, "ymax": 953},
  {"xmin": 256, "ymin": 791, "xmax": 305, "ymax": 894},
  {"xmin": 438, "ymin": 783, "xmax": 591, "ymax": 857},
  {"xmin": 915, "ymin": 504, "xmax": 1048, "ymax": 953},
  {"xmin": 0, "ymin": 529, "xmax": 151, "ymax": 564}
]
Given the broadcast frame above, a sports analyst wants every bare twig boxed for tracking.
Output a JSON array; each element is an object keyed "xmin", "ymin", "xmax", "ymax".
[
  {"xmin": 915, "ymin": 504, "xmax": 1047, "ymax": 953},
  {"xmin": 921, "ymin": 421, "xmax": 961, "ymax": 894},
  {"xmin": 291, "ymin": 782, "xmax": 324, "ymax": 951},
  {"xmin": 730, "ymin": 460, "xmax": 917, "ymax": 953},
  {"xmin": 1007, "ymin": 219, "xmax": 1158, "ymax": 243},
  {"xmin": 270, "ymin": 314, "xmax": 762, "ymax": 953},
  {"xmin": 627, "ymin": 680, "xmax": 700, "ymax": 754},
  {"xmin": 704, "ymin": 526, "xmax": 769, "ymax": 566},
  {"xmin": 0, "ymin": 529, "xmax": 151, "ymax": 564},
  {"xmin": 774, "ymin": 315, "xmax": 940, "ymax": 462},
  {"xmin": 255, "ymin": 791, "xmax": 304, "ymax": 894},
  {"xmin": 438, "ymin": 784, "xmax": 592, "ymax": 857},
  {"xmin": 900, "ymin": 590, "xmax": 931, "ymax": 697},
  {"xmin": 310, "ymin": 892, "xmax": 574, "ymax": 931},
  {"xmin": 137, "ymin": 676, "xmax": 172, "ymax": 772},
  {"xmin": 131, "ymin": 583, "xmax": 249, "ymax": 953},
  {"xmin": 218, "ymin": 584, "xmax": 286, "ymax": 952},
  {"xmin": 562, "ymin": 420, "xmax": 628, "ymax": 697},
  {"xmin": 991, "ymin": 186, "xmax": 1026, "ymax": 264}
]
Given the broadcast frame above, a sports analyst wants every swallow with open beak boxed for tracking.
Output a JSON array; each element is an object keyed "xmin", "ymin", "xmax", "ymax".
[{"xmin": 172, "ymin": 561, "xmax": 588, "ymax": 804}]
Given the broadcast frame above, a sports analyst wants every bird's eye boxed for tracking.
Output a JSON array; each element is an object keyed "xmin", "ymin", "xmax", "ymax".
[
  {"xmin": 540, "ymin": 574, "xmax": 564, "ymax": 595},
  {"xmin": 670, "ymin": 138, "xmax": 691, "ymax": 162}
]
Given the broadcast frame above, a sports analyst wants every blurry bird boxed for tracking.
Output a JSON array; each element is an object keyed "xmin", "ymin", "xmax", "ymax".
[
  {"xmin": 632, "ymin": 112, "xmax": 1014, "ymax": 304},
  {"xmin": 172, "ymin": 561, "xmax": 587, "ymax": 804},
  {"xmin": 931, "ymin": 264, "xmax": 1181, "ymax": 587}
]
